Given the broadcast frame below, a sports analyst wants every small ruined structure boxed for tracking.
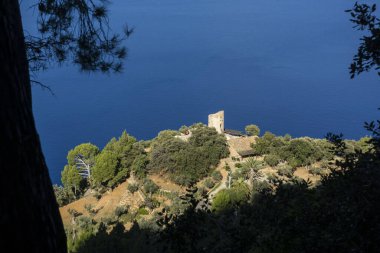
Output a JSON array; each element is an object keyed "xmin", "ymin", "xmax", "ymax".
[
  {"xmin": 227, "ymin": 136, "xmax": 257, "ymax": 159},
  {"xmin": 208, "ymin": 110, "xmax": 224, "ymax": 134},
  {"xmin": 208, "ymin": 110, "xmax": 256, "ymax": 159},
  {"xmin": 224, "ymin": 129, "xmax": 244, "ymax": 140}
]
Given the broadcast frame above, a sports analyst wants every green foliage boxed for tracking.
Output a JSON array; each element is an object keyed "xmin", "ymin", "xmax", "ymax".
[
  {"xmin": 251, "ymin": 131, "xmax": 278, "ymax": 155},
  {"xmin": 277, "ymin": 165, "xmax": 294, "ymax": 177},
  {"xmin": 356, "ymin": 136, "xmax": 373, "ymax": 153},
  {"xmin": 211, "ymin": 182, "xmax": 249, "ymax": 213},
  {"xmin": 114, "ymin": 206, "xmax": 128, "ymax": 218},
  {"xmin": 242, "ymin": 158, "xmax": 264, "ymax": 172},
  {"xmin": 264, "ymin": 154, "xmax": 281, "ymax": 167},
  {"xmin": 127, "ymin": 183, "xmax": 139, "ymax": 194},
  {"xmin": 204, "ymin": 178, "xmax": 215, "ymax": 189},
  {"xmin": 179, "ymin": 125, "xmax": 189, "ymax": 134},
  {"xmin": 165, "ymin": 194, "xmax": 190, "ymax": 216},
  {"xmin": 53, "ymin": 184, "xmax": 75, "ymax": 206},
  {"xmin": 232, "ymin": 167, "xmax": 250, "ymax": 180},
  {"xmin": 67, "ymin": 143, "xmax": 100, "ymax": 166},
  {"xmin": 252, "ymin": 134, "xmax": 332, "ymax": 169},
  {"xmin": 346, "ymin": 3, "xmax": 380, "ymax": 78},
  {"xmin": 30, "ymin": 0, "xmax": 130, "ymax": 73},
  {"xmin": 131, "ymin": 154, "xmax": 149, "ymax": 179},
  {"xmin": 92, "ymin": 151, "xmax": 119, "ymax": 185},
  {"xmin": 61, "ymin": 165, "xmax": 83, "ymax": 195},
  {"xmin": 84, "ymin": 204, "xmax": 98, "ymax": 216},
  {"xmin": 137, "ymin": 207, "xmax": 149, "ymax": 216},
  {"xmin": 61, "ymin": 143, "xmax": 99, "ymax": 200},
  {"xmin": 143, "ymin": 197, "xmax": 160, "ymax": 209},
  {"xmin": 107, "ymin": 168, "xmax": 129, "ymax": 188},
  {"xmin": 99, "ymin": 131, "xmax": 145, "ymax": 187},
  {"xmin": 211, "ymin": 171, "xmax": 223, "ymax": 182},
  {"xmin": 151, "ymin": 130, "xmax": 179, "ymax": 147},
  {"xmin": 245, "ymin": 124, "xmax": 260, "ymax": 136},
  {"xmin": 61, "ymin": 131, "xmax": 145, "ymax": 194},
  {"xmin": 103, "ymin": 131, "xmax": 140, "ymax": 169},
  {"xmin": 283, "ymin": 139, "xmax": 322, "ymax": 168},
  {"xmin": 251, "ymin": 180, "xmax": 272, "ymax": 196},
  {"xmin": 143, "ymin": 179, "xmax": 159, "ymax": 195},
  {"xmin": 309, "ymin": 166, "xmax": 326, "ymax": 176},
  {"xmin": 284, "ymin": 133, "xmax": 292, "ymax": 141},
  {"xmin": 149, "ymin": 126, "xmax": 229, "ymax": 186}
]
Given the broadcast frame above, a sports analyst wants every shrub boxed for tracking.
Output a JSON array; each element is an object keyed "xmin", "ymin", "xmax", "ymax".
[
  {"xmin": 267, "ymin": 173, "xmax": 280, "ymax": 184},
  {"xmin": 107, "ymin": 168, "xmax": 129, "ymax": 188},
  {"xmin": 143, "ymin": 179, "xmax": 159, "ymax": 195},
  {"xmin": 84, "ymin": 204, "xmax": 97, "ymax": 216},
  {"xmin": 127, "ymin": 183, "xmax": 139, "ymax": 194},
  {"xmin": 114, "ymin": 206, "xmax": 128, "ymax": 217},
  {"xmin": 277, "ymin": 165, "xmax": 294, "ymax": 177},
  {"xmin": 137, "ymin": 207, "xmax": 149, "ymax": 215},
  {"xmin": 120, "ymin": 212, "xmax": 136, "ymax": 223},
  {"xmin": 196, "ymin": 187, "xmax": 208, "ymax": 199},
  {"xmin": 252, "ymin": 133, "xmax": 275, "ymax": 155},
  {"xmin": 242, "ymin": 158, "xmax": 264, "ymax": 172},
  {"xmin": 204, "ymin": 178, "xmax": 216, "ymax": 189},
  {"xmin": 148, "ymin": 126, "xmax": 229, "ymax": 186},
  {"xmin": 245, "ymin": 124, "xmax": 260, "ymax": 136},
  {"xmin": 264, "ymin": 154, "xmax": 281, "ymax": 167},
  {"xmin": 211, "ymin": 171, "xmax": 223, "ymax": 182},
  {"xmin": 235, "ymin": 162, "xmax": 242, "ymax": 168},
  {"xmin": 212, "ymin": 182, "xmax": 249, "ymax": 213},
  {"xmin": 282, "ymin": 139, "xmax": 323, "ymax": 168},
  {"xmin": 143, "ymin": 197, "xmax": 160, "ymax": 209},
  {"xmin": 100, "ymin": 217, "xmax": 113, "ymax": 226},
  {"xmin": 309, "ymin": 166, "xmax": 325, "ymax": 176},
  {"xmin": 232, "ymin": 167, "xmax": 250, "ymax": 180},
  {"xmin": 53, "ymin": 184, "xmax": 75, "ymax": 206},
  {"xmin": 287, "ymin": 157, "xmax": 302, "ymax": 169},
  {"xmin": 320, "ymin": 159, "xmax": 331, "ymax": 169},
  {"xmin": 251, "ymin": 180, "xmax": 271, "ymax": 194},
  {"xmin": 284, "ymin": 134, "xmax": 292, "ymax": 141},
  {"xmin": 179, "ymin": 125, "xmax": 189, "ymax": 134},
  {"xmin": 131, "ymin": 154, "xmax": 149, "ymax": 180}
]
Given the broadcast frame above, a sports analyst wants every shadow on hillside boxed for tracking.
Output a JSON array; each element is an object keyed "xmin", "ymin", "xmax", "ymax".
[{"xmin": 74, "ymin": 142, "xmax": 380, "ymax": 253}]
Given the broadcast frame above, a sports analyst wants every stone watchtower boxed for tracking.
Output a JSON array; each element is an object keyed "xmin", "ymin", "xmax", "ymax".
[{"xmin": 208, "ymin": 111, "xmax": 224, "ymax": 134}]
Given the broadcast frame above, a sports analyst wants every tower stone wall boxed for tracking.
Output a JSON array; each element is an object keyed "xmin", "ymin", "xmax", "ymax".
[{"xmin": 208, "ymin": 111, "xmax": 224, "ymax": 134}]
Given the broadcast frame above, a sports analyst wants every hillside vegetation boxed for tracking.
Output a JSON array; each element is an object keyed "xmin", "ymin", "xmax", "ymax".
[{"xmin": 54, "ymin": 122, "xmax": 379, "ymax": 253}]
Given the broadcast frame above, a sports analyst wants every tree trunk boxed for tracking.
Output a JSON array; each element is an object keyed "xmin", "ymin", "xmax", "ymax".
[{"xmin": 0, "ymin": 1, "xmax": 66, "ymax": 252}]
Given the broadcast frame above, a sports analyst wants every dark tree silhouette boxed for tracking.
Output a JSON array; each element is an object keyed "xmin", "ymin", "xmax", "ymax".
[
  {"xmin": 26, "ymin": 0, "xmax": 132, "ymax": 74},
  {"xmin": 346, "ymin": 2, "xmax": 380, "ymax": 78},
  {"xmin": 0, "ymin": 1, "xmax": 66, "ymax": 252},
  {"xmin": 0, "ymin": 0, "xmax": 130, "ymax": 252}
]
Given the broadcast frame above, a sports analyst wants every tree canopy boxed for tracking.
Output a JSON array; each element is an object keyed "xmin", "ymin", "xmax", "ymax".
[
  {"xmin": 148, "ymin": 125, "xmax": 229, "ymax": 186},
  {"xmin": 26, "ymin": 0, "xmax": 132, "ymax": 74},
  {"xmin": 347, "ymin": 2, "xmax": 380, "ymax": 78}
]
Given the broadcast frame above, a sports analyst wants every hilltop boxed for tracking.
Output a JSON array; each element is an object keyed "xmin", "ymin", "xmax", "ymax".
[{"xmin": 55, "ymin": 112, "xmax": 374, "ymax": 252}]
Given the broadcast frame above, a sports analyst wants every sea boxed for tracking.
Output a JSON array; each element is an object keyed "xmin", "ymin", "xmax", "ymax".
[{"xmin": 21, "ymin": 0, "xmax": 380, "ymax": 184}]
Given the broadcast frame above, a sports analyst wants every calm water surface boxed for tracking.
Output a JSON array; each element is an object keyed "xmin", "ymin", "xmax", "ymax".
[{"xmin": 22, "ymin": 0, "xmax": 380, "ymax": 184}]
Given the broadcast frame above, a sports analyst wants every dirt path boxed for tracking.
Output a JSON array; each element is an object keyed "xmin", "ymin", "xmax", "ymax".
[{"xmin": 207, "ymin": 145, "xmax": 240, "ymax": 201}]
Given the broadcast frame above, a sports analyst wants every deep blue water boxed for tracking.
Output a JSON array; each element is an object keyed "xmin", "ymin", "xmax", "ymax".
[{"xmin": 22, "ymin": 0, "xmax": 380, "ymax": 185}]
